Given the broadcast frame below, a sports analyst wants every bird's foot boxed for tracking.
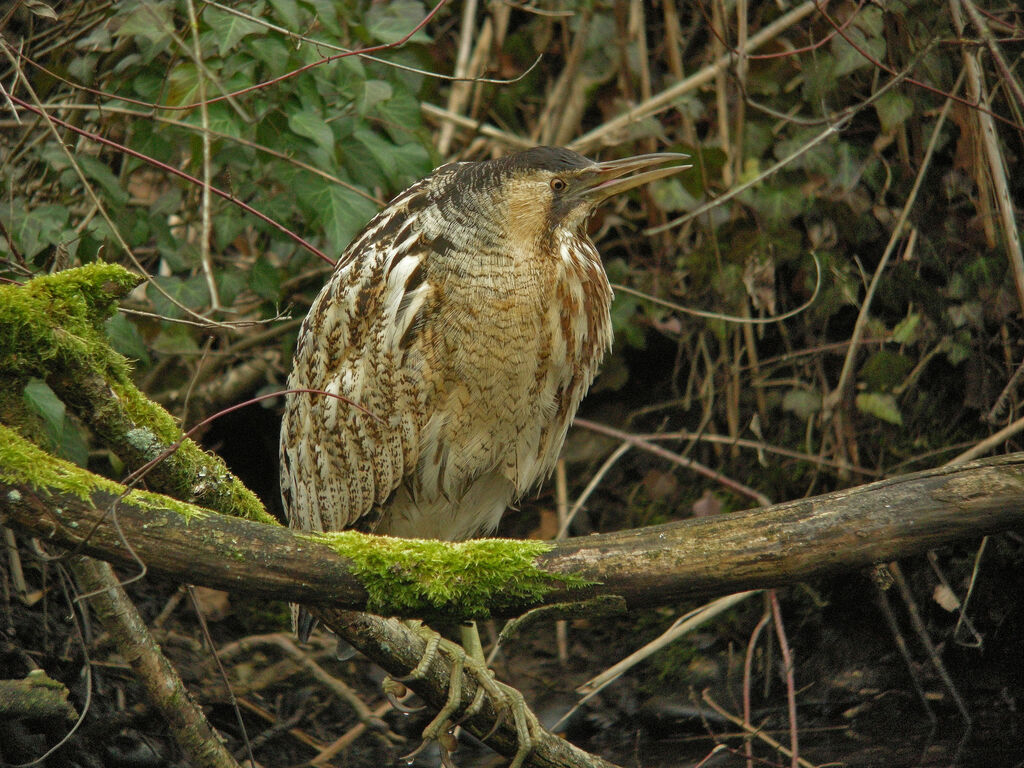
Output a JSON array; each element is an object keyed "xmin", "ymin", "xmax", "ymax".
[
  {"xmin": 391, "ymin": 626, "xmax": 538, "ymax": 768},
  {"xmin": 383, "ymin": 626, "xmax": 440, "ymax": 713},
  {"xmin": 476, "ymin": 675, "xmax": 539, "ymax": 768}
]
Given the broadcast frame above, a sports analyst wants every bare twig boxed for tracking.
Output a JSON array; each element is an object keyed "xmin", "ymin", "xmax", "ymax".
[
  {"xmin": 824, "ymin": 70, "xmax": 964, "ymax": 414},
  {"xmin": 72, "ymin": 557, "xmax": 241, "ymax": 768}
]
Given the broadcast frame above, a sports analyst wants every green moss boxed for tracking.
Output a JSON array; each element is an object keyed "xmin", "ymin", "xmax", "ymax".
[
  {"xmin": 318, "ymin": 530, "xmax": 590, "ymax": 619},
  {"xmin": 0, "ymin": 262, "xmax": 141, "ymax": 382},
  {"xmin": 0, "ymin": 264, "xmax": 275, "ymax": 526},
  {"xmin": 0, "ymin": 424, "xmax": 207, "ymax": 521}
]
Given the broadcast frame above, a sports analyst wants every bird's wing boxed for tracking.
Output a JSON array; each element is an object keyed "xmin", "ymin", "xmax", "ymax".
[{"xmin": 279, "ymin": 210, "xmax": 435, "ymax": 535}]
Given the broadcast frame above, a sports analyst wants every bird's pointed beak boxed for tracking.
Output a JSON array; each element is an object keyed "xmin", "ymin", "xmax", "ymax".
[{"xmin": 580, "ymin": 152, "xmax": 691, "ymax": 202}]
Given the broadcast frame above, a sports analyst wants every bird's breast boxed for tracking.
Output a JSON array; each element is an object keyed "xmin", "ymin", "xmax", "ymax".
[{"xmin": 411, "ymin": 230, "xmax": 612, "ymax": 498}]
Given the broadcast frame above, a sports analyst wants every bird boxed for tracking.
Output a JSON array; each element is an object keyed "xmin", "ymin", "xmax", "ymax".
[{"xmin": 279, "ymin": 144, "xmax": 688, "ymax": 761}]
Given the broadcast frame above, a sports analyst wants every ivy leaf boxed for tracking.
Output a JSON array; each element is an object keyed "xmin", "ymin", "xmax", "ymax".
[
  {"xmin": 610, "ymin": 294, "xmax": 647, "ymax": 350},
  {"xmin": 856, "ymin": 392, "xmax": 903, "ymax": 425},
  {"xmin": 147, "ymin": 275, "xmax": 210, "ymax": 319},
  {"xmin": 106, "ymin": 313, "xmax": 151, "ymax": 365},
  {"xmin": 782, "ymin": 389, "xmax": 821, "ymax": 420},
  {"xmin": 354, "ymin": 128, "xmax": 399, "ymax": 183},
  {"xmin": 206, "ymin": 102, "xmax": 243, "ymax": 139},
  {"xmin": 22, "ymin": 378, "xmax": 65, "ymax": 438},
  {"xmin": 374, "ymin": 86, "xmax": 424, "ymax": 139},
  {"xmin": 388, "ymin": 142, "xmax": 433, "ymax": 186},
  {"xmin": 300, "ymin": 180, "xmax": 379, "ymax": 255},
  {"xmin": 266, "ymin": 0, "xmax": 302, "ymax": 30},
  {"xmin": 166, "ymin": 61, "xmax": 199, "ymax": 106},
  {"xmin": 892, "ymin": 313, "xmax": 921, "ymax": 344},
  {"xmin": 2, "ymin": 202, "xmax": 69, "ymax": 259},
  {"xmin": 365, "ymin": 0, "xmax": 432, "ymax": 44},
  {"xmin": 875, "ymin": 91, "xmax": 915, "ymax": 133},
  {"xmin": 76, "ymin": 155, "xmax": 129, "ymax": 207},
  {"xmin": 860, "ymin": 350, "xmax": 912, "ymax": 391},
  {"xmin": 358, "ymin": 80, "xmax": 394, "ymax": 116},
  {"xmin": 114, "ymin": 2, "xmax": 173, "ymax": 49},
  {"xmin": 22, "ymin": 378, "xmax": 89, "ymax": 466},
  {"xmin": 250, "ymin": 255, "xmax": 282, "ymax": 301},
  {"xmin": 203, "ymin": 7, "xmax": 267, "ymax": 56},
  {"xmin": 288, "ymin": 109, "xmax": 336, "ymax": 158}
]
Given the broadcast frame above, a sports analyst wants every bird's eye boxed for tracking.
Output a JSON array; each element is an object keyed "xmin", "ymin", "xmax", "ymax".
[{"xmin": 550, "ymin": 177, "xmax": 567, "ymax": 192}]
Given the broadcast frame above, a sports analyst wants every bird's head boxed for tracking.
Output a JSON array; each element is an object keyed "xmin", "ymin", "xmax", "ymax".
[{"xmin": 471, "ymin": 146, "xmax": 690, "ymax": 248}]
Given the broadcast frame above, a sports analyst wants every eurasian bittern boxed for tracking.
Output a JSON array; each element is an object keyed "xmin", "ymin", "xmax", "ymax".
[{"xmin": 280, "ymin": 145, "xmax": 689, "ymax": 763}]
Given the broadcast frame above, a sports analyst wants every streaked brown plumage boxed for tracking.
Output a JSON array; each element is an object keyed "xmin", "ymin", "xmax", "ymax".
[{"xmin": 280, "ymin": 146, "xmax": 688, "ymax": 634}]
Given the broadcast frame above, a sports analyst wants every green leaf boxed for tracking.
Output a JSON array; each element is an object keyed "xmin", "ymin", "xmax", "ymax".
[
  {"xmin": 315, "ymin": 184, "xmax": 380, "ymax": 255},
  {"xmin": 831, "ymin": 14, "xmax": 885, "ymax": 78},
  {"xmin": 739, "ymin": 185, "xmax": 807, "ymax": 224},
  {"xmin": 892, "ymin": 313, "xmax": 921, "ymax": 344},
  {"xmin": 856, "ymin": 392, "xmax": 903, "ymax": 426},
  {"xmin": 206, "ymin": 102, "xmax": 243, "ymax": 139},
  {"xmin": 147, "ymin": 275, "xmax": 211, "ymax": 319},
  {"xmin": 250, "ymin": 256, "xmax": 282, "ymax": 301},
  {"xmin": 609, "ymin": 294, "xmax": 647, "ymax": 350},
  {"xmin": 288, "ymin": 109, "xmax": 336, "ymax": 157},
  {"xmin": 151, "ymin": 323, "xmax": 201, "ymax": 356},
  {"xmin": 374, "ymin": 86, "xmax": 425, "ymax": 141},
  {"xmin": 648, "ymin": 177, "xmax": 697, "ymax": 213},
  {"xmin": 1, "ymin": 202, "xmax": 69, "ymax": 259},
  {"xmin": 782, "ymin": 389, "xmax": 821, "ymax": 420},
  {"xmin": 248, "ymin": 36, "xmax": 293, "ymax": 73},
  {"xmin": 358, "ymin": 80, "xmax": 394, "ymax": 116},
  {"xmin": 105, "ymin": 313, "xmax": 151, "ymax": 365},
  {"xmin": 945, "ymin": 333, "xmax": 971, "ymax": 365},
  {"xmin": 388, "ymin": 142, "xmax": 433, "ymax": 187},
  {"xmin": 875, "ymin": 90, "xmax": 915, "ymax": 133},
  {"xmin": 114, "ymin": 2, "xmax": 173, "ymax": 48},
  {"xmin": 76, "ymin": 155, "xmax": 129, "ymax": 207},
  {"xmin": 22, "ymin": 378, "xmax": 89, "ymax": 466},
  {"xmin": 22, "ymin": 378, "xmax": 65, "ymax": 438},
  {"xmin": 860, "ymin": 350, "xmax": 912, "ymax": 391},
  {"xmin": 339, "ymin": 135, "xmax": 387, "ymax": 188},
  {"xmin": 213, "ymin": 206, "xmax": 245, "ymax": 251},
  {"xmin": 365, "ymin": 0, "xmax": 432, "ymax": 44},
  {"xmin": 354, "ymin": 128, "xmax": 399, "ymax": 182},
  {"xmin": 301, "ymin": 0, "xmax": 342, "ymax": 36},
  {"xmin": 166, "ymin": 61, "xmax": 199, "ymax": 106},
  {"xmin": 217, "ymin": 270, "xmax": 247, "ymax": 306},
  {"xmin": 203, "ymin": 6, "xmax": 267, "ymax": 55},
  {"xmin": 266, "ymin": 0, "xmax": 302, "ymax": 30}
]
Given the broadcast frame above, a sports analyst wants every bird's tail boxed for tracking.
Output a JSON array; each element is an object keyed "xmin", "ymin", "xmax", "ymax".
[{"xmin": 292, "ymin": 603, "xmax": 317, "ymax": 643}]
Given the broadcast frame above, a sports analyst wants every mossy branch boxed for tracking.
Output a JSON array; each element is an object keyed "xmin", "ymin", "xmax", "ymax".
[
  {"xmin": 0, "ymin": 670, "xmax": 78, "ymax": 722},
  {"xmin": 0, "ymin": 264, "xmax": 272, "ymax": 524},
  {"xmin": 5, "ymin": 423, "xmax": 1024, "ymax": 618}
]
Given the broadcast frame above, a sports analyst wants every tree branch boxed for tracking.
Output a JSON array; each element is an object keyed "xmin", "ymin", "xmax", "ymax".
[{"xmin": 3, "ymin": 427, "xmax": 1023, "ymax": 619}]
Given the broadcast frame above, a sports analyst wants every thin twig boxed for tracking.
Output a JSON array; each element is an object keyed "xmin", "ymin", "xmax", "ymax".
[
  {"xmin": 554, "ymin": 591, "xmax": 761, "ymax": 731},
  {"xmin": 574, "ymin": 418, "xmax": 771, "ymax": 506},
  {"xmin": 701, "ymin": 689, "xmax": 817, "ymax": 768},
  {"xmin": 825, "ymin": 70, "xmax": 964, "ymax": 413},
  {"xmin": 769, "ymin": 590, "xmax": 798, "ymax": 768},
  {"xmin": 743, "ymin": 608, "xmax": 772, "ymax": 768},
  {"xmin": 568, "ymin": 1, "xmax": 820, "ymax": 153},
  {"xmin": 185, "ymin": 0, "xmax": 221, "ymax": 311}
]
